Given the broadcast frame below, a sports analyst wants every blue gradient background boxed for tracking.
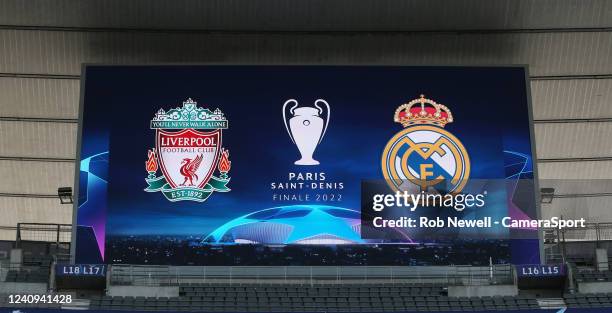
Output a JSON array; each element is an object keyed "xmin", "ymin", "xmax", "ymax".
[{"xmin": 76, "ymin": 66, "xmax": 537, "ymax": 263}]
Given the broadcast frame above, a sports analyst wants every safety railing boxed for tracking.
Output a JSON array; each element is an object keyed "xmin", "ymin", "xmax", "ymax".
[
  {"xmin": 544, "ymin": 222, "xmax": 612, "ymax": 264},
  {"xmin": 109, "ymin": 264, "xmax": 515, "ymax": 287},
  {"xmin": 543, "ymin": 223, "xmax": 612, "ymax": 243},
  {"xmin": 16, "ymin": 223, "xmax": 72, "ymax": 246}
]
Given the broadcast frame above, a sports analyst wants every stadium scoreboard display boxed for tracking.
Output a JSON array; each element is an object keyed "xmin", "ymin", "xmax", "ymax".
[{"xmin": 74, "ymin": 65, "xmax": 540, "ymax": 265}]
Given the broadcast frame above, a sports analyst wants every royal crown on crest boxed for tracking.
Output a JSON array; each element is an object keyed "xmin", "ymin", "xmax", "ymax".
[{"xmin": 394, "ymin": 94, "xmax": 453, "ymax": 128}]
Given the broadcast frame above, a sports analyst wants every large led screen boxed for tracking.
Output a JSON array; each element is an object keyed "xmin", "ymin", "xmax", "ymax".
[{"xmin": 74, "ymin": 65, "xmax": 540, "ymax": 265}]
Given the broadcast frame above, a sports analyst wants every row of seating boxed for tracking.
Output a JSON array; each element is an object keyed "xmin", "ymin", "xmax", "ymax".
[
  {"xmin": 178, "ymin": 296, "xmax": 470, "ymax": 303},
  {"xmin": 181, "ymin": 286, "xmax": 445, "ymax": 290},
  {"xmin": 96, "ymin": 295, "xmax": 534, "ymax": 302},
  {"xmin": 0, "ymin": 302, "xmax": 61, "ymax": 309},
  {"xmin": 89, "ymin": 294, "xmax": 539, "ymax": 312},
  {"xmin": 168, "ymin": 296, "xmax": 535, "ymax": 303},
  {"xmin": 180, "ymin": 285, "xmax": 444, "ymax": 292},
  {"xmin": 181, "ymin": 290, "xmax": 444, "ymax": 297},
  {"xmin": 179, "ymin": 285, "xmax": 446, "ymax": 297},
  {"xmin": 0, "ymin": 294, "xmax": 60, "ymax": 309},
  {"xmin": 565, "ymin": 293, "xmax": 612, "ymax": 308},
  {"xmin": 22, "ymin": 255, "xmax": 54, "ymax": 266},
  {"xmin": 573, "ymin": 270, "xmax": 612, "ymax": 282},
  {"xmin": 4, "ymin": 267, "xmax": 49, "ymax": 283},
  {"xmin": 181, "ymin": 283, "xmax": 445, "ymax": 287}
]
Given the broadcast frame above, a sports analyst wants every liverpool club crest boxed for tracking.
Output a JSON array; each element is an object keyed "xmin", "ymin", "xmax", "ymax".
[{"xmin": 144, "ymin": 98, "xmax": 231, "ymax": 202}]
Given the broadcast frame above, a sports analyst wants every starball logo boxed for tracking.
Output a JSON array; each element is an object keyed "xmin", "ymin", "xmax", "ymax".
[
  {"xmin": 144, "ymin": 98, "xmax": 231, "ymax": 202},
  {"xmin": 381, "ymin": 95, "xmax": 471, "ymax": 194}
]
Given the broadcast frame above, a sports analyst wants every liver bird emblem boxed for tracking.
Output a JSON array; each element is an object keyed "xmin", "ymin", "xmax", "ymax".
[{"xmin": 179, "ymin": 154, "xmax": 203, "ymax": 186}]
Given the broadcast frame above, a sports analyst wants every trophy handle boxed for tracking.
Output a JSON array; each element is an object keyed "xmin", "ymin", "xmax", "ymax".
[
  {"xmin": 314, "ymin": 99, "xmax": 330, "ymax": 143},
  {"xmin": 282, "ymin": 99, "xmax": 299, "ymax": 144}
]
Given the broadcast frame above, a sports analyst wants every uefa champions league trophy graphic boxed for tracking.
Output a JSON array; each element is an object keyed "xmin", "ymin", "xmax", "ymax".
[{"xmin": 282, "ymin": 99, "xmax": 330, "ymax": 165}]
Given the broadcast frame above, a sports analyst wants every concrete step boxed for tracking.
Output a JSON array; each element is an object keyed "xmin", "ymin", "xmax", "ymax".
[
  {"xmin": 538, "ymin": 298, "xmax": 566, "ymax": 309},
  {"xmin": 61, "ymin": 298, "xmax": 90, "ymax": 310}
]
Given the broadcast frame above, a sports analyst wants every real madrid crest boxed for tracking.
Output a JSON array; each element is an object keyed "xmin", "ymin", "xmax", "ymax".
[
  {"xmin": 144, "ymin": 98, "xmax": 231, "ymax": 202},
  {"xmin": 381, "ymin": 95, "xmax": 470, "ymax": 194}
]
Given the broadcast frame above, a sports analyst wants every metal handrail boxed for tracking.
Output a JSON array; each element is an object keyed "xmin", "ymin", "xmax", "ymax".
[
  {"xmin": 109, "ymin": 264, "xmax": 515, "ymax": 287},
  {"xmin": 543, "ymin": 222, "xmax": 612, "ymax": 264}
]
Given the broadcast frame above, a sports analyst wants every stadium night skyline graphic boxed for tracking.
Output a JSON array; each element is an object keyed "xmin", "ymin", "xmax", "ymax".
[{"xmin": 75, "ymin": 65, "xmax": 539, "ymax": 265}]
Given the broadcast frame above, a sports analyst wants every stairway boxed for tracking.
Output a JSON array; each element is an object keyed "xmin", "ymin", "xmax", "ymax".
[
  {"xmin": 61, "ymin": 298, "xmax": 90, "ymax": 310},
  {"xmin": 538, "ymin": 298, "xmax": 566, "ymax": 310}
]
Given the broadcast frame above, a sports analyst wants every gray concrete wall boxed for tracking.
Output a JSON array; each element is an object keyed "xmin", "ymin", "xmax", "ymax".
[
  {"xmin": 9, "ymin": 249, "xmax": 22, "ymax": 265},
  {"xmin": 448, "ymin": 285, "xmax": 518, "ymax": 298},
  {"xmin": 578, "ymin": 281, "xmax": 612, "ymax": 294},
  {"xmin": 0, "ymin": 282, "xmax": 47, "ymax": 293},
  {"xmin": 596, "ymin": 249, "xmax": 609, "ymax": 271}
]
